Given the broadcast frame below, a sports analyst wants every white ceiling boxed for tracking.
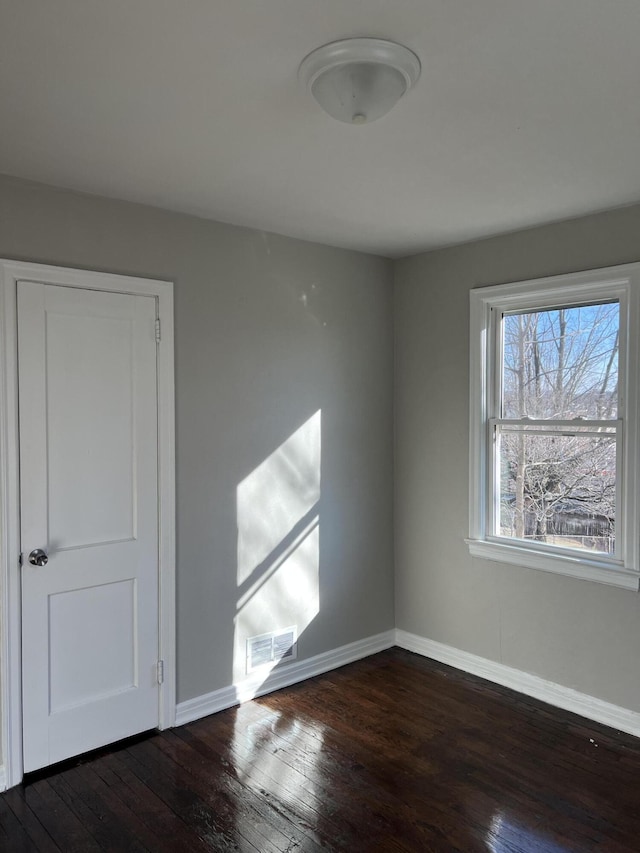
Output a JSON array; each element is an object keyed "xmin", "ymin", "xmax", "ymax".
[{"xmin": 2, "ymin": 1, "xmax": 640, "ymax": 257}]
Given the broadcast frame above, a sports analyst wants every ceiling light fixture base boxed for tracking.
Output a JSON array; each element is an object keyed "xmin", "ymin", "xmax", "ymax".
[{"xmin": 299, "ymin": 38, "xmax": 421, "ymax": 125}]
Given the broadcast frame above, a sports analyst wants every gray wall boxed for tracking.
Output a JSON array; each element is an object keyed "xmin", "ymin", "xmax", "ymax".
[
  {"xmin": 394, "ymin": 203, "xmax": 640, "ymax": 712},
  {"xmin": 6, "ymin": 168, "xmax": 640, "ymax": 747},
  {"xmin": 0, "ymin": 175, "xmax": 395, "ymax": 704}
]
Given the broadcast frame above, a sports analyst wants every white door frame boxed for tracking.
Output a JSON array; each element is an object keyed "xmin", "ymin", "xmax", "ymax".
[{"xmin": 0, "ymin": 259, "xmax": 176, "ymax": 789}]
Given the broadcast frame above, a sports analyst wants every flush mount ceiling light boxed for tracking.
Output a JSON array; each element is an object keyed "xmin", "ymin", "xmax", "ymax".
[{"xmin": 299, "ymin": 38, "xmax": 421, "ymax": 125}]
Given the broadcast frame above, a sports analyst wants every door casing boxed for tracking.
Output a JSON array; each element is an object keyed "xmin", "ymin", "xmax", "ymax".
[{"xmin": 0, "ymin": 260, "xmax": 176, "ymax": 789}]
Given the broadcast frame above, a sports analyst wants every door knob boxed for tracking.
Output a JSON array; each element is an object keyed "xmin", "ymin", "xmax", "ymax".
[{"xmin": 28, "ymin": 548, "xmax": 48, "ymax": 567}]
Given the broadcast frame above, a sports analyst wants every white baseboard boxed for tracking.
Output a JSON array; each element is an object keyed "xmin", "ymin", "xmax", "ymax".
[
  {"xmin": 175, "ymin": 630, "xmax": 396, "ymax": 727},
  {"xmin": 396, "ymin": 629, "xmax": 640, "ymax": 739},
  {"xmin": 176, "ymin": 627, "xmax": 640, "ymax": 740}
]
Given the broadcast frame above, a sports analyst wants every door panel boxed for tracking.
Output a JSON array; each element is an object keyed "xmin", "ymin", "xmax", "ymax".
[
  {"xmin": 46, "ymin": 308, "xmax": 136, "ymax": 547},
  {"xmin": 18, "ymin": 281, "xmax": 159, "ymax": 772},
  {"xmin": 48, "ymin": 578, "xmax": 136, "ymax": 712}
]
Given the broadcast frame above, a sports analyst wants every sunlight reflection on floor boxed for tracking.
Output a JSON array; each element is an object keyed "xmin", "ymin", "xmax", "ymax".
[
  {"xmin": 487, "ymin": 811, "xmax": 569, "ymax": 853},
  {"xmin": 232, "ymin": 705, "xmax": 326, "ymax": 825}
]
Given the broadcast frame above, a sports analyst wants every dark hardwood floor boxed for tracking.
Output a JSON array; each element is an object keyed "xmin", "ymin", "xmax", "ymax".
[{"xmin": 2, "ymin": 648, "xmax": 640, "ymax": 851}]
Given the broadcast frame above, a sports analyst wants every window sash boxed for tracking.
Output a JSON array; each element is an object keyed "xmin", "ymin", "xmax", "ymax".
[
  {"xmin": 494, "ymin": 300, "xmax": 622, "ymax": 423},
  {"xmin": 488, "ymin": 420, "xmax": 622, "ymax": 562},
  {"xmin": 491, "ymin": 417, "xmax": 618, "ymax": 436},
  {"xmin": 488, "ymin": 296, "xmax": 624, "ymax": 563}
]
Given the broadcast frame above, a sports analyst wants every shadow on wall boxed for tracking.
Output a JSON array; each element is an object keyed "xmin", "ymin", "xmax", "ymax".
[{"xmin": 233, "ymin": 410, "xmax": 322, "ymax": 693}]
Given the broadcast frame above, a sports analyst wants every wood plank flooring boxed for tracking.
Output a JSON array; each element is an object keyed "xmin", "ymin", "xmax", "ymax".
[{"xmin": 3, "ymin": 648, "xmax": 640, "ymax": 851}]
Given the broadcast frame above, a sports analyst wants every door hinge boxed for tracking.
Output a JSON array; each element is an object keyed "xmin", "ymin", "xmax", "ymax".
[
  {"xmin": 157, "ymin": 659, "xmax": 165, "ymax": 684},
  {"xmin": 155, "ymin": 318, "xmax": 161, "ymax": 343}
]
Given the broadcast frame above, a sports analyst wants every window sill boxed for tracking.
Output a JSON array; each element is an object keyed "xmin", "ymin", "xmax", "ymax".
[{"xmin": 465, "ymin": 538, "xmax": 639, "ymax": 591}]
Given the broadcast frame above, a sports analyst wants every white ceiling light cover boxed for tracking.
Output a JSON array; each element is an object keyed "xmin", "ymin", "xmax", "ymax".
[{"xmin": 299, "ymin": 38, "xmax": 421, "ymax": 125}]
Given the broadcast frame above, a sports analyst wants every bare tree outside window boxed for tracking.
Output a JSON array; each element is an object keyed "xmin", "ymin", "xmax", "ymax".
[{"xmin": 498, "ymin": 302, "xmax": 619, "ymax": 554}]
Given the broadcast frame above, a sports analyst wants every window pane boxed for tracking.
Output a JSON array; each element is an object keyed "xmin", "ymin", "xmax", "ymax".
[
  {"xmin": 502, "ymin": 302, "xmax": 619, "ymax": 420},
  {"xmin": 498, "ymin": 432, "xmax": 616, "ymax": 555}
]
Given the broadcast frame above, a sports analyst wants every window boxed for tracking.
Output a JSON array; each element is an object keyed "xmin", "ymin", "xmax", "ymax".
[{"xmin": 468, "ymin": 264, "xmax": 640, "ymax": 590}]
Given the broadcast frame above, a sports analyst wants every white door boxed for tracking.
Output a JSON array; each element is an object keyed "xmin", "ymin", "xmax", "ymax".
[{"xmin": 18, "ymin": 281, "xmax": 160, "ymax": 773}]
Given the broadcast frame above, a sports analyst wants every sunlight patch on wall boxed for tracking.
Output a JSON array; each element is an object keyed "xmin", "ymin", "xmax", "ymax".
[{"xmin": 234, "ymin": 411, "xmax": 321, "ymax": 684}]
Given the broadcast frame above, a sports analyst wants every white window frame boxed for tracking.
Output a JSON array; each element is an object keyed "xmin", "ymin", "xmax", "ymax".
[{"xmin": 467, "ymin": 262, "xmax": 640, "ymax": 591}]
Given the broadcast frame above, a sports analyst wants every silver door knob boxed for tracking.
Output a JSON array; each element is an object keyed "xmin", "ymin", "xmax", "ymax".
[{"xmin": 28, "ymin": 548, "xmax": 48, "ymax": 567}]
